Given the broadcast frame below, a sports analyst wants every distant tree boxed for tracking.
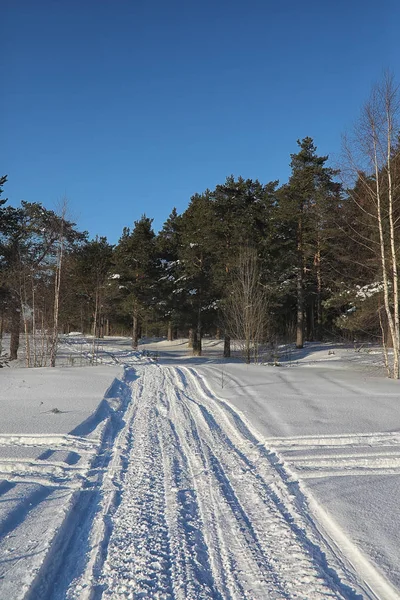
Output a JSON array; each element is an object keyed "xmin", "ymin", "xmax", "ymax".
[
  {"xmin": 0, "ymin": 200, "xmax": 83, "ymax": 362},
  {"xmin": 209, "ymin": 176, "xmax": 278, "ymax": 355},
  {"xmin": 68, "ymin": 236, "xmax": 113, "ymax": 340},
  {"xmin": 49, "ymin": 201, "xmax": 67, "ymax": 367},
  {"xmin": 155, "ymin": 207, "xmax": 184, "ymax": 340},
  {"xmin": 0, "ymin": 175, "xmax": 8, "ymax": 352},
  {"xmin": 113, "ymin": 216, "xmax": 157, "ymax": 349},
  {"xmin": 342, "ymin": 73, "xmax": 400, "ymax": 376},
  {"xmin": 224, "ymin": 247, "xmax": 267, "ymax": 363},
  {"xmin": 178, "ymin": 192, "xmax": 218, "ymax": 356},
  {"xmin": 278, "ymin": 138, "xmax": 341, "ymax": 348},
  {"xmin": 0, "ymin": 175, "xmax": 7, "ymax": 210}
]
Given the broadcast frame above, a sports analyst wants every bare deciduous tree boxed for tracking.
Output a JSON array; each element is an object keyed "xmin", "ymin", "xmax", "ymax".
[
  {"xmin": 49, "ymin": 201, "xmax": 68, "ymax": 367},
  {"xmin": 224, "ymin": 248, "xmax": 267, "ymax": 364},
  {"xmin": 343, "ymin": 72, "xmax": 400, "ymax": 377}
]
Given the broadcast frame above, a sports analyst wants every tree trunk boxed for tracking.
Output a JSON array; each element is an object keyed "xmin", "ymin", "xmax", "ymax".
[
  {"xmin": 379, "ymin": 305, "xmax": 391, "ymax": 377},
  {"xmin": 223, "ymin": 334, "xmax": 231, "ymax": 358},
  {"xmin": 132, "ymin": 314, "xmax": 139, "ymax": 349},
  {"xmin": 32, "ymin": 281, "xmax": 38, "ymax": 366},
  {"xmin": 193, "ymin": 338, "xmax": 202, "ymax": 356},
  {"xmin": 296, "ymin": 267, "xmax": 304, "ymax": 349},
  {"xmin": 386, "ymin": 106, "xmax": 399, "ymax": 378},
  {"xmin": 192, "ymin": 310, "xmax": 202, "ymax": 356},
  {"xmin": 307, "ymin": 300, "xmax": 315, "ymax": 342},
  {"xmin": 192, "ymin": 330, "xmax": 201, "ymax": 356},
  {"xmin": 90, "ymin": 289, "xmax": 99, "ymax": 364},
  {"xmin": 296, "ymin": 214, "xmax": 304, "ymax": 349},
  {"xmin": 372, "ymin": 139, "xmax": 398, "ymax": 377},
  {"xmin": 315, "ymin": 244, "xmax": 322, "ymax": 340},
  {"xmin": 9, "ymin": 303, "xmax": 21, "ymax": 360},
  {"xmin": 80, "ymin": 307, "xmax": 84, "ymax": 335},
  {"xmin": 23, "ymin": 307, "xmax": 31, "ymax": 368},
  {"xmin": 167, "ymin": 321, "xmax": 173, "ymax": 341},
  {"xmin": 99, "ymin": 317, "xmax": 104, "ymax": 338},
  {"xmin": 245, "ymin": 344, "xmax": 251, "ymax": 364},
  {"xmin": 188, "ymin": 328, "xmax": 194, "ymax": 348}
]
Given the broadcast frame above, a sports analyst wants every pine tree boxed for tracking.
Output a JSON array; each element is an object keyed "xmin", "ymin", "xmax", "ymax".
[
  {"xmin": 113, "ymin": 216, "xmax": 157, "ymax": 348},
  {"xmin": 155, "ymin": 208, "xmax": 184, "ymax": 340},
  {"xmin": 68, "ymin": 237, "xmax": 114, "ymax": 337},
  {"xmin": 278, "ymin": 138, "xmax": 341, "ymax": 347},
  {"xmin": 209, "ymin": 176, "xmax": 278, "ymax": 356},
  {"xmin": 178, "ymin": 192, "xmax": 217, "ymax": 355}
]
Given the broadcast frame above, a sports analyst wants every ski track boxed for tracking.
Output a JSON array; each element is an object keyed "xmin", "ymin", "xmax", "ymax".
[{"xmin": 1, "ymin": 361, "xmax": 399, "ymax": 599}]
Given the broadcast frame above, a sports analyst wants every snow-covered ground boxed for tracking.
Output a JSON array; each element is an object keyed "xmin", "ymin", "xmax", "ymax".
[{"xmin": 0, "ymin": 336, "xmax": 399, "ymax": 598}]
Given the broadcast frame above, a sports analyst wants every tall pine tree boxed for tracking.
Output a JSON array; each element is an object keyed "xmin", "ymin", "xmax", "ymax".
[
  {"xmin": 113, "ymin": 216, "xmax": 157, "ymax": 348},
  {"xmin": 278, "ymin": 138, "xmax": 341, "ymax": 347}
]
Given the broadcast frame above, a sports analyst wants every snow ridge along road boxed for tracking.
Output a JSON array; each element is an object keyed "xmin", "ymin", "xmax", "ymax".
[{"xmin": 81, "ymin": 362, "xmax": 390, "ymax": 600}]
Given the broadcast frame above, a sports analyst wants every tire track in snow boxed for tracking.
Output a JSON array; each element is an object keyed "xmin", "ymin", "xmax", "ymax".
[
  {"xmin": 179, "ymin": 366, "xmax": 400, "ymax": 600},
  {"xmin": 95, "ymin": 363, "xmax": 351, "ymax": 598},
  {"xmin": 165, "ymin": 370, "xmax": 275, "ymax": 599},
  {"xmin": 159, "ymin": 404, "xmax": 223, "ymax": 599},
  {"xmin": 99, "ymin": 366, "xmax": 225, "ymax": 599},
  {"xmin": 67, "ymin": 377, "xmax": 143, "ymax": 600},
  {"xmin": 255, "ymin": 432, "xmax": 400, "ymax": 478},
  {"xmin": 0, "ymin": 433, "xmax": 99, "ymax": 451},
  {"xmin": 96, "ymin": 362, "xmax": 346, "ymax": 598},
  {"xmin": 19, "ymin": 368, "xmax": 136, "ymax": 600},
  {"xmin": 25, "ymin": 361, "xmax": 397, "ymax": 600},
  {"xmin": 264, "ymin": 432, "xmax": 400, "ymax": 448},
  {"xmin": 169, "ymin": 366, "xmax": 344, "ymax": 600},
  {"xmin": 0, "ymin": 442, "xmax": 101, "ymax": 596},
  {"xmin": 98, "ymin": 368, "xmax": 175, "ymax": 599}
]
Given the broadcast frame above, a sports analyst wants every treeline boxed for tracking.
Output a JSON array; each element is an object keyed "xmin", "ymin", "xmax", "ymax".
[{"xmin": 1, "ymin": 75, "xmax": 400, "ymax": 373}]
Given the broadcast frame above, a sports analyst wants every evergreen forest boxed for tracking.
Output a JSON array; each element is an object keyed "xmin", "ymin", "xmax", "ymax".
[{"xmin": 2, "ymin": 76, "xmax": 400, "ymax": 375}]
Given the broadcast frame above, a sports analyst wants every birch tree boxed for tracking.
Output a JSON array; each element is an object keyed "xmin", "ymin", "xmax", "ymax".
[
  {"xmin": 344, "ymin": 73, "xmax": 400, "ymax": 377},
  {"xmin": 49, "ymin": 201, "xmax": 68, "ymax": 367}
]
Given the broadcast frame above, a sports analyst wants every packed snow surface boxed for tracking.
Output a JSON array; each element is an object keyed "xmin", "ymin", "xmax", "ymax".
[{"xmin": 0, "ymin": 336, "xmax": 399, "ymax": 599}]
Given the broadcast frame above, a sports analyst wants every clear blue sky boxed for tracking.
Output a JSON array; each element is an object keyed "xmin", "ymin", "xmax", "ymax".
[{"xmin": 2, "ymin": 0, "xmax": 399, "ymax": 243}]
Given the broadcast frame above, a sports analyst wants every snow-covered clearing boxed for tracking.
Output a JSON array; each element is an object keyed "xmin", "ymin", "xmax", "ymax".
[{"xmin": 0, "ymin": 336, "xmax": 399, "ymax": 598}]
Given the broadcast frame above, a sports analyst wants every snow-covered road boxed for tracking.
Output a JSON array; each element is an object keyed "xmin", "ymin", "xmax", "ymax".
[
  {"xmin": 1, "ymin": 340, "xmax": 400, "ymax": 599},
  {"xmin": 95, "ymin": 364, "xmax": 344, "ymax": 599},
  {"xmin": 66, "ymin": 363, "xmax": 397, "ymax": 599}
]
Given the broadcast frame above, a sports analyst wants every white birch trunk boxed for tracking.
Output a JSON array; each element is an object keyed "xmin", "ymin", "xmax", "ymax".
[
  {"xmin": 385, "ymin": 83, "xmax": 399, "ymax": 377},
  {"xmin": 50, "ymin": 225, "xmax": 64, "ymax": 367}
]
